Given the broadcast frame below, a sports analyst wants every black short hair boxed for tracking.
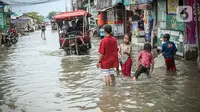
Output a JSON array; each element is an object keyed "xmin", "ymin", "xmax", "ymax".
[
  {"xmin": 104, "ymin": 24, "xmax": 112, "ymax": 34},
  {"xmin": 125, "ymin": 34, "xmax": 131, "ymax": 43},
  {"xmin": 144, "ymin": 43, "xmax": 152, "ymax": 52},
  {"xmin": 163, "ymin": 33, "xmax": 170, "ymax": 41}
]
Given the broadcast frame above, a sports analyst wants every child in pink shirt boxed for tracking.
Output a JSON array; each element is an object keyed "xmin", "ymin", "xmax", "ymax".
[{"xmin": 133, "ymin": 43, "xmax": 154, "ymax": 80}]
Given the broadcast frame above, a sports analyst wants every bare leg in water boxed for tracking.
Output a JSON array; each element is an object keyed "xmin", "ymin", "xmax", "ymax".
[
  {"xmin": 79, "ymin": 37, "xmax": 85, "ymax": 45},
  {"xmin": 104, "ymin": 74, "xmax": 115, "ymax": 86},
  {"xmin": 41, "ymin": 31, "xmax": 46, "ymax": 40},
  {"xmin": 43, "ymin": 32, "xmax": 46, "ymax": 40},
  {"xmin": 104, "ymin": 75, "xmax": 111, "ymax": 86}
]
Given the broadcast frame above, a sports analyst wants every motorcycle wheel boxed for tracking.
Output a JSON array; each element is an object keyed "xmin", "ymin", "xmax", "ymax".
[
  {"xmin": 4, "ymin": 40, "xmax": 12, "ymax": 47},
  {"xmin": 11, "ymin": 39, "xmax": 18, "ymax": 44},
  {"xmin": 88, "ymin": 41, "xmax": 92, "ymax": 49}
]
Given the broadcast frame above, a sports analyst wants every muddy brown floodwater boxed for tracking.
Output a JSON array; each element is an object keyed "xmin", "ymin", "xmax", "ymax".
[{"xmin": 0, "ymin": 27, "xmax": 200, "ymax": 112}]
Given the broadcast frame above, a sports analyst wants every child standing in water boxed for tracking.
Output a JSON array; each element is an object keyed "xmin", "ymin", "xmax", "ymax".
[
  {"xmin": 97, "ymin": 24, "xmax": 118, "ymax": 86},
  {"xmin": 162, "ymin": 34, "xmax": 177, "ymax": 71},
  {"xmin": 133, "ymin": 43, "xmax": 154, "ymax": 80},
  {"xmin": 41, "ymin": 23, "xmax": 46, "ymax": 40},
  {"xmin": 99, "ymin": 26, "xmax": 105, "ymax": 39},
  {"xmin": 119, "ymin": 34, "xmax": 132, "ymax": 77}
]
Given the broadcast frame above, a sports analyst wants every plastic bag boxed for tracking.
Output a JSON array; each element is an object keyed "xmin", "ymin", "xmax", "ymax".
[{"xmin": 154, "ymin": 54, "xmax": 165, "ymax": 68}]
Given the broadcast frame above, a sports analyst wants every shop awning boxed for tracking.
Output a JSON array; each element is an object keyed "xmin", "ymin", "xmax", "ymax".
[
  {"xmin": 54, "ymin": 10, "xmax": 92, "ymax": 22},
  {"xmin": 126, "ymin": 3, "xmax": 152, "ymax": 10},
  {"xmin": 96, "ymin": 0, "xmax": 122, "ymax": 11},
  {"xmin": 18, "ymin": 18, "xmax": 30, "ymax": 22},
  {"xmin": 5, "ymin": 11, "xmax": 14, "ymax": 15}
]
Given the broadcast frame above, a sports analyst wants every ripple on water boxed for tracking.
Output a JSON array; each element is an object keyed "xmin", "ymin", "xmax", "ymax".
[{"xmin": 1, "ymin": 34, "xmax": 200, "ymax": 112}]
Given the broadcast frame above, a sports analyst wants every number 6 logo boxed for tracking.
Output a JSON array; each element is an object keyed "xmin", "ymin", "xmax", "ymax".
[{"xmin": 176, "ymin": 6, "xmax": 193, "ymax": 22}]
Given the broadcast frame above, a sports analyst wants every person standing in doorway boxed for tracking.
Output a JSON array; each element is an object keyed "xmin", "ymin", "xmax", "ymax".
[
  {"xmin": 41, "ymin": 23, "xmax": 46, "ymax": 40},
  {"xmin": 97, "ymin": 24, "xmax": 118, "ymax": 86}
]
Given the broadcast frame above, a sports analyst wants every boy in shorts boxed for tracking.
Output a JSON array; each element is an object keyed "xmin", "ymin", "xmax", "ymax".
[{"xmin": 97, "ymin": 24, "xmax": 118, "ymax": 86}]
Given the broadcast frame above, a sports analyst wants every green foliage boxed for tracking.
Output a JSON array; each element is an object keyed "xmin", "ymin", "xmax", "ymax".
[
  {"xmin": 47, "ymin": 11, "xmax": 57, "ymax": 20},
  {"xmin": 25, "ymin": 12, "xmax": 44, "ymax": 24}
]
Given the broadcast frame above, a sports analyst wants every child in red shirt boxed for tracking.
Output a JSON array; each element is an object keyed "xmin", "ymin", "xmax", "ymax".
[{"xmin": 97, "ymin": 24, "xmax": 118, "ymax": 86}]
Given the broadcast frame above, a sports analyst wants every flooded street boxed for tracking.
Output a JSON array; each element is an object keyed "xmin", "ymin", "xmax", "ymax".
[{"xmin": 0, "ymin": 27, "xmax": 200, "ymax": 112}]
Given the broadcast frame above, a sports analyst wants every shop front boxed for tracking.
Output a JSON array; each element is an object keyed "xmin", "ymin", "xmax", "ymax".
[
  {"xmin": 156, "ymin": 0, "xmax": 200, "ymax": 59},
  {"xmin": 156, "ymin": 0, "xmax": 185, "ymax": 56},
  {"xmin": 96, "ymin": 0, "xmax": 125, "ymax": 37},
  {"xmin": 124, "ymin": 0, "xmax": 154, "ymax": 43}
]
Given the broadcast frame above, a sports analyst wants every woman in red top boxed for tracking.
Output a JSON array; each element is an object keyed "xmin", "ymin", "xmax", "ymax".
[{"xmin": 97, "ymin": 24, "xmax": 118, "ymax": 86}]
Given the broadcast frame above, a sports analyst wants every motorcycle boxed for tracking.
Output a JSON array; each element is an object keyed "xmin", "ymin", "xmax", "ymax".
[{"xmin": 3, "ymin": 32, "xmax": 18, "ymax": 47}]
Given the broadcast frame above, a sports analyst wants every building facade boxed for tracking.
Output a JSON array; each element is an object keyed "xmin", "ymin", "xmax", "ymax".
[
  {"xmin": 124, "ymin": 0, "xmax": 200, "ymax": 60},
  {"xmin": 0, "ymin": 1, "xmax": 12, "ymax": 34}
]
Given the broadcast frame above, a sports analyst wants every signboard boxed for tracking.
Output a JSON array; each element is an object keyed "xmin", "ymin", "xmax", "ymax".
[
  {"xmin": 167, "ymin": 0, "xmax": 179, "ymax": 14},
  {"xmin": 124, "ymin": 0, "xmax": 136, "ymax": 5},
  {"xmin": 124, "ymin": 0, "xmax": 152, "ymax": 5},
  {"xmin": 113, "ymin": 24, "xmax": 124, "ymax": 36},
  {"xmin": 166, "ymin": 15, "xmax": 185, "ymax": 32},
  {"xmin": 185, "ymin": 0, "xmax": 200, "ymax": 44},
  {"xmin": 131, "ymin": 21, "xmax": 145, "ymax": 37},
  {"xmin": 136, "ymin": 0, "xmax": 153, "ymax": 4}
]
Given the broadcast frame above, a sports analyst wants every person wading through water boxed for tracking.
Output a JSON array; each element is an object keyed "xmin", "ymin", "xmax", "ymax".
[
  {"xmin": 41, "ymin": 23, "xmax": 46, "ymax": 40},
  {"xmin": 97, "ymin": 24, "xmax": 118, "ymax": 86}
]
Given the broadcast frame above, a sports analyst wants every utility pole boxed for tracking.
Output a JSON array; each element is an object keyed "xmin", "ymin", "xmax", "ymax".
[
  {"xmin": 195, "ymin": 0, "xmax": 200, "ymax": 70},
  {"xmin": 88, "ymin": 0, "xmax": 90, "ymax": 13},
  {"xmin": 88, "ymin": 0, "xmax": 91, "ymax": 30}
]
